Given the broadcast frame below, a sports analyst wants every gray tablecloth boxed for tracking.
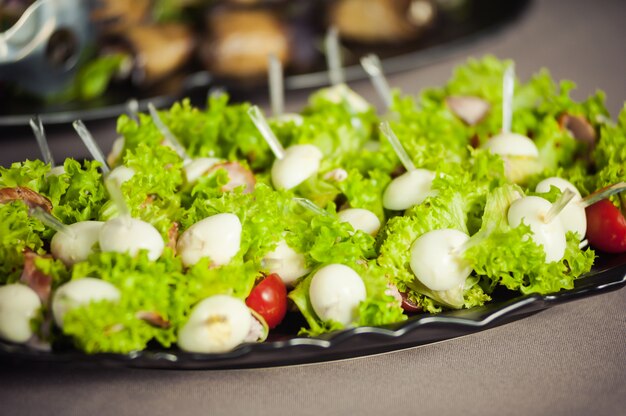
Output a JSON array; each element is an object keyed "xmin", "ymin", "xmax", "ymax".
[{"xmin": 1, "ymin": 0, "xmax": 625, "ymax": 415}]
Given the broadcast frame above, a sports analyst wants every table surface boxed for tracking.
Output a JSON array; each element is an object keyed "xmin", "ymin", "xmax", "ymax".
[{"xmin": 1, "ymin": 0, "xmax": 626, "ymax": 415}]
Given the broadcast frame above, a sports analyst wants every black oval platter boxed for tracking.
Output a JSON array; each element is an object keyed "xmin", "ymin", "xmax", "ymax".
[{"xmin": 1, "ymin": 252, "xmax": 624, "ymax": 370}]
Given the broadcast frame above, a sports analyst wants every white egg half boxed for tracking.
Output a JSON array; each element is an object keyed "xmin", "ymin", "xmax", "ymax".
[
  {"xmin": 382, "ymin": 169, "xmax": 436, "ymax": 211},
  {"xmin": 409, "ymin": 229, "xmax": 473, "ymax": 291},
  {"xmin": 177, "ymin": 295, "xmax": 251, "ymax": 353},
  {"xmin": 52, "ymin": 278, "xmax": 121, "ymax": 328},
  {"xmin": 271, "ymin": 144, "xmax": 323, "ymax": 190},
  {"xmin": 338, "ymin": 208, "xmax": 381, "ymax": 236},
  {"xmin": 0, "ymin": 284, "xmax": 42, "ymax": 343},
  {"xmin": 177, "ymin": 213, "xmax": 242, "ymax": 267},
  {"xmin": 107, "ymin": 166, "xmax": 135, "ymax": 188},
  {"xmin": 446, "ymin": 96, "xmax": 490, "ymax": 126},
  {"xmin": 309, "ymin": 264, "xmax": 366, "ymax": 326},
  {"xmin": 507, "ymin": 196, "xmax": 567, "ymax": 262},
  {"xmin": 99, "ymin": 216, "xmax": 165, "ymax": 261},
  {"xmin": 262, "ymin": 239, "xmax": 310, "ymax": 286},
  {"xmin": 483, "ymin": 132, "xmax": 539, "ymax": 157},
  {"xmin": 50, "ymin": 221, "xmax": 105, "ymax": 266},
  {"xmin": 535, "ymin": 177, "xmax": 586, "ymax": 239},
  {"xmin": 183, "ymin": 157, "xmax": 223, "ymax": 183}
]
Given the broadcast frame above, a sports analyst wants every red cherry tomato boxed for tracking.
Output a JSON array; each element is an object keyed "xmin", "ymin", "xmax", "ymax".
[
  {"xmin": 245, "ymin": 273, "xmax": 287, "ymax": 329},
  {"xmin": 585, "ymin": 199, "xmax": 626, "ymax": 253}
]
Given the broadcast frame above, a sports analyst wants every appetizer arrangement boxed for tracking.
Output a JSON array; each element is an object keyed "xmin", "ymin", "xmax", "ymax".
[{"xmin": 1, "ymin": 55, "xmax": 625, "ymax": 357}]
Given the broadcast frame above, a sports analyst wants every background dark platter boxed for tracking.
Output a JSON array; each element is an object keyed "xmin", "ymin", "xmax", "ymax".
[
  {"xmin": 2, "ymin": 251, "xmax": 624, "ymax": 370},
  {"xmin": 0, "ymin": 0, "xmax": 532, "ymax": 127}
]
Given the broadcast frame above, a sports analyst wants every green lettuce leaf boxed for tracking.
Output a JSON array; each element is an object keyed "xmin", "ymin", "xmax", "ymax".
[
  {"xmin": 0, "ymin": 202, "xmax": 46, "ymax": 284},
  {"xmin": 53, "ymin": 159, "xmax": 107, "ymax": 224},
  {"xmin": 0, "ymin": 159, "xmax": 50, "ymax": 192},
  {"xmin": 100, "ymin": 143, "xmax": 184, "ymax": 238},
  {"xmin": 63, "ymin": 251, "xmax": 185, "ymax": 353}
]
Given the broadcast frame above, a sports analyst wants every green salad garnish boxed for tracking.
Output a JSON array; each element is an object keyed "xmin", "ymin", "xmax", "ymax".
[{"xmin": 1, "ymin": 56, "xmax": 624, "ymax": 354}]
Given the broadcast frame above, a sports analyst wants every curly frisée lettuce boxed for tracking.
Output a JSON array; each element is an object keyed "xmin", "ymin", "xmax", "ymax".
[
  {"xmin": 466, "ymin": 229, "xmax": 594, "ymax": 295},
  {"xmin": 99, "ymin": 143, "xmax": 184, "ymax": 238},
  {"xmin": 593, "ymin": 104, "xmax": 626, "ymax": 194},
  {"xmin": 0, "ymin": 159, "xmax": 51, "ymax": 192},
  {"xmin": 53, "ymin": 159, "xmax": 108, "ymax": 224},
  {"xmin": 0, "ymin": 202, "xmax": 46, "ymax": 283}
]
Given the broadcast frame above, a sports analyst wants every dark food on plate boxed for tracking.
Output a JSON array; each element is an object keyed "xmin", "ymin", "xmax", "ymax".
[
  {"xmin": 0, "ymin": 0, "xmax": 459, "ymax": 101},
  {"xmin": 329, "ymin": 0, "xmax": 437, "ymax": 43},
  {"xmin": 200, "ymin": 8, "xmax": 291, "ymax": 79},
  {"xmin": 0, "ymin": 57, "xmax": 624, "ymax": 357},
  {"xmin": 100, "ymin": 23, "xmax": 196, "ymax": 86},
  {"xmin": 90, "ymin": 0, "xmax": 152, "ymax": 32}
]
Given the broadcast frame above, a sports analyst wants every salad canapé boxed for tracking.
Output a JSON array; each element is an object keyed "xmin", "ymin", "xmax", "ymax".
[{"xmin": 0, "ymin": 56, "xmax": 625, "ymax": 355}]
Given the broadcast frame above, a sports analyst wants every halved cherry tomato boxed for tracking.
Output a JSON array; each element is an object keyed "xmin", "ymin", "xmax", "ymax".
[
  {"xmin": 245, "ymin": 273, "xmax": 287, "ymax": 329},
  {"xmin": 585, "ymin": 199, "xmax": 626, "ymax": 253}
]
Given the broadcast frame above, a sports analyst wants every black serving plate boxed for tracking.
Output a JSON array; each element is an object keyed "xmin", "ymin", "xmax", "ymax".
[
  {"xmin": 1, "ymin": 252, "xmax": 624, "ymax": 370},
  {"xmin": 0, "ymin": 0, "xmax": 532, "ymax": 127}
]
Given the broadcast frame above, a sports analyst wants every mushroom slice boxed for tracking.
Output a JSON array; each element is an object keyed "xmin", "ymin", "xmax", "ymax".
[
  {"xmin": 207, "ymin": 162, "xmax": 256, "ymax": 194},
  {"xmin": 446, "ymin": 96, "xmax": 490, "ymax": 126},
  {"xmin": 20, "ymin": 249, "xmax": 54, "ymax": 304},
  {"xmin": 136, "ymin": 311, "xmax": 170, "ymax": 329},
  {"xmin": 557, "ymin": 113, "xmax": 596, "ymax": 145},
  {"xmin": 0, "ymin": 187, "xmax": 52, "ymax": 212}
]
